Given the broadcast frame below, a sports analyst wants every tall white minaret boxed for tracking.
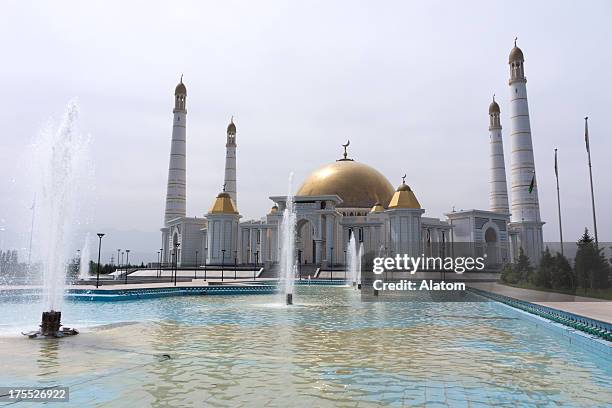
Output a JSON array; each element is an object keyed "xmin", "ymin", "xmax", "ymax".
[
  {"xmin": 223, "ymin": 117, "xmax": 238, "ymax": 208},
  {"xmin": 163, "ymin": 77, "xmax": 187, "ymax": 225},
  {"xmin": 508, "ymin": 40, "xmax": 544, "ymax": 263},
  {"xmin": 488, "ymin": 95, "xmax": 509, "ymax": 214}
]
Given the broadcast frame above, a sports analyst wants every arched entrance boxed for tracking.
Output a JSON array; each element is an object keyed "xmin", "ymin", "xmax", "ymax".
[{"xmin": 297, "ymin": 219, "xmax": 316, "ymax": 265}]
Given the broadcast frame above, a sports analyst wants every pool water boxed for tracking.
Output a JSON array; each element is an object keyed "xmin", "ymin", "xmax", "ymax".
[{"xmin": 0, "ymin": 286, "xmax": 610, "ymax": 407}]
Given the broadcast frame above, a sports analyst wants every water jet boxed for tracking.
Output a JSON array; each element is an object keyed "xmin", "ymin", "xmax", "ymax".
[{"xmin": 279, "ymin": 173, "xmax": 297, "ymax": 305}]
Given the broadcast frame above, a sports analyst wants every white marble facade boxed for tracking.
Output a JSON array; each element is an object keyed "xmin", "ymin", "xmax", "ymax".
[{"xmin": 161, "ymin": 42, "xmax": 546, "ymax": 269}]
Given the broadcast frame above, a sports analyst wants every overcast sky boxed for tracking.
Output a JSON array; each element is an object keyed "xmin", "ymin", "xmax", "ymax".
[{"xmin": 1, "ymin": 1, "xmax": 611, "ymax": 263}]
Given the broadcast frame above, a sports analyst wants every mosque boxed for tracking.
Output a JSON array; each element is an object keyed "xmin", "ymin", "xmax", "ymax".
[{"xmin": 160, "ymin": 42, "xmax": 544, "ymax": 271}]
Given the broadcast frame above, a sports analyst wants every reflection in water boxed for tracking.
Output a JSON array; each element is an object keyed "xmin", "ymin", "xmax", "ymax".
[
  {"xmin": 37, "ymin": 339, "xmax": 60, "ymax": 380},
  {"xmin": 0, "ymin": 287, "xmax": 610, "ymax": 406}
]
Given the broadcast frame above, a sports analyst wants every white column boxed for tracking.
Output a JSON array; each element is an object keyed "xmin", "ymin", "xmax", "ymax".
[
  {"xmin": 489, "ymin": 101, "xmax": 510, "ymax": 214},
  {"xmin": 224, "ymin": 123, "xmax": 237, "ymax": 207},
  {"xmin": 164, "ymin": 85, "xmax": 187, "ymax": 225},
  {"xmin": 508, "ymin": 45, "xmax": 544, "ymax": 264}
]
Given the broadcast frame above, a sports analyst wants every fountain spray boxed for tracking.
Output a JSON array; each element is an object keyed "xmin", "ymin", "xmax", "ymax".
[
  {"xmin": 280, "ymin": 173, "xmax": 297, "ymax": 305},
  {"xmin": 24, "ymin": 100, "xmax": 88, "ymax": 338},
  {"xmin": 78, "ymin": 232, "xmax": 91, "ymax": 280}
]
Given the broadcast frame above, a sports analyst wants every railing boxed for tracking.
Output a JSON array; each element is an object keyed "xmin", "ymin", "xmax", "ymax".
[{"xmin": 469, "ymin": 287, "xmax": 612, "ymax": 342}]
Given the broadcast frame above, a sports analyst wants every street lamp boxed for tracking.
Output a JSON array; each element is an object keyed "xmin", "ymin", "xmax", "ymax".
[
  {"xmin": 124, "ymin": 249, "xmax": 130, "ymax": 284},
  {"xmin": 234, "ymin": 250, "xmax": 237, "ymax": 280},
  {"xmin": 221, "ymin": 249, "xmax": 226, "ymax": 282},
  {"xmin": 173, "ymin": 242, "xmax": 180, "ymax": 286},
  {"xmin": 157, "ymin": 251, "xmax": 161, "ymax": 278},
  {"xmin": 298, "ymin": 249, "xmax": 302, "ymax": 281},
  {"xmin": 195, "ymin": 250, "xmax": 199, "ymax": 279},
  {"xmin": 159, "ymin": 248, "xmax": 163, "ymax": 277},
  {"xmin": 255, "ymin": 251, "xmax": 259, "ymax": 280},
  {"xmin": 96, "ymin": 233, "xmax": 105, "ymax": 288},
  {"xmin": 330, "ymin": 247, "xmax": 334, "ymax": 281},
  {"xmin": 204, "ymin": 246, "xmax": 208, "ymax": 281},
  {"xmin": 117, "ymin": 249, "xmax": 121, "ymax": 272}
]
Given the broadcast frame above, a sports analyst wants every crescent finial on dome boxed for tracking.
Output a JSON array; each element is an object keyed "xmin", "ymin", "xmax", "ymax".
[{"xmin": 339, "ymin": 140, "xmax": 353, "ymax": 161}]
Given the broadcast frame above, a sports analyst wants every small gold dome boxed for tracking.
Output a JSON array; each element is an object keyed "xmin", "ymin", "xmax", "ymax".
[
  {"xmin": 227, "ymin": 118, "xmax": 236, "ymax": 135},
  {"xmin": 297, "ymin": 160, "xmax": 395, "ymax": 209},
  {"xmin": 175, "ymin": 82, "xmax": 186, "ymax": 95},
  {"xmin": 370, "ymin": 202, "xmax": 384, "ymax": 213},
  {"xmin": 489, "ymin": 98, "xmax": 500, "ymax": 114},
  {"xmin": 269, "ymin": 204, "xmax": 278, "ymax": 214},
  {"xmin": 388, "ymin": 182, "xmax": 421, "ymax": 209},
  {"xmin": 209, "ymin": 192, "xmax": 238, "ymax": 214},
  {"xmin": 509, "ymin": 45, "xmax": 524, "ymax": 63}
]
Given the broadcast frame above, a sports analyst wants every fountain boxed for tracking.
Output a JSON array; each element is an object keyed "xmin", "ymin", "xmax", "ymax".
[
  {"xmin": 357, "ymin": 241, "xmax": 363, "ymax": 288},
  {"xmin": 280, "ymin": 173, "xmax": 297, "ymax": 305},
  {"xmin": 78, "ymin": 232, "xmax": 91, "ymax": 280},
  {"xmin": 23, "ymin": 100, "xmax": 88, "ymax": 338},
  {"xmin": 347, "ymin": 236, "xmax": 364, "ymax": 289},
  {"xmin": 347, "ymin": 234, "xmax": 358, "ymax": 287}
]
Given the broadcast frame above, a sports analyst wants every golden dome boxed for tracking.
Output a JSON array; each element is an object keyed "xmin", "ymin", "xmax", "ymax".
[
  {"xmin": 297, "ymin": 160, "xmax": 395, "ymax": 208},
  {"xmin": 175, "ymin": 81, "xmax": 186, "ymax": 95},
  {"xmin": 268, "ymin": 204, "xmax": 278, "ymax": 214},
  {"xmin": 209, "ymin": 192, "xmax": 238, "ymax": 214},
  {"xmin": 509, "ymin": 42, "xmax": 524, "ymax": 63},
  {"xmin": 388, "ymin": 182, "xmax": 421, "ymax": 209},
  {"xmin": 227, "ymin": 117, "xmax": 236, "ymax": 135},
  {"xmin": 489, "ymin": 97, "xmax": 500, "ymax": 114},
  {"xmin": 370, "ymin": 202, "xmax": 384, "ymax": 213}
]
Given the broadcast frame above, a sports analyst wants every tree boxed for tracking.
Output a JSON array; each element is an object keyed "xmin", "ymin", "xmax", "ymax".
[
  {"xmin": 516, "ymin": 247, "xmax": 533, "ymax": 283},
  {"xmin": 500, "ymin": 262, "xmax": 519, "ymax": 284},
  {"xmin": 500, "ymin": 248, "xmax": 532, "ymax": 285},
  {"xmin": 574, "ymin": 229, "xmax": 610, "ymax": 289},
  {"xmin": 552, "ymin": 252, "xmax": 574, "ymax": 290},
  {"xmin": 533, "ymin": 247, "xmax": 554, "ymax": 288}
]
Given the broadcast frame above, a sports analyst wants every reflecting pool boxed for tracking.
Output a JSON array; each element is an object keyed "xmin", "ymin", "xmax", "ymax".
[{"xmin": 0, "ymin": 286, "xmax": 610, "ymax": 407}]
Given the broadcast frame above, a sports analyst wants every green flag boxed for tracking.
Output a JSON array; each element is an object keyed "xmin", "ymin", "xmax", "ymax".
[{"xmin": 528, "ymin": 172, "xmax": 535, "ymax": 194}]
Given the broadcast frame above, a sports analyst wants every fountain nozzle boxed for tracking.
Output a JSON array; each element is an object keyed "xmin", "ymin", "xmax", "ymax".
[
  {"xmin": 22, "ymin": 311, "xmax": 79, "ymax": 339},
  {"xmin": 286, "ymin": 293, "xmax": 293, "ymax": 305},
  {"xmin": 41, "ymin": 310, "xmax": 62, "ymax": 336}
]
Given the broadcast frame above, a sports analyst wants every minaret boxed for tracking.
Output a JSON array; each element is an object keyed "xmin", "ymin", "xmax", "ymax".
[
  {"xmin": 224, "ymin": 117, "xmax": 238, "ymax": 208},
  {"xmin": 488, "ymin": 95, "xmax": 509, "ymax": 214},
  {"xmin": 508, "ymin": 40, "xmax": 544, "ymax": 263},
  {"xmin": 163, "ymin": 77, "xmax": 187, "ymax": 225}
]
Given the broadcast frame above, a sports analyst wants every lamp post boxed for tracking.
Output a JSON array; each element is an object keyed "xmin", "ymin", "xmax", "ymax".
[
  {"xmin": 124, "ymin": 249, "xmax": 130, "ymax": 284},
  {"xmin": 204, "ymin": 246, "xmax": 208, "ymax": 281},
  {"xmin": 330, "ymin": 247, "xmax": 334, "ymax": 281},
  {"xmin": 234, "ymin": 250, "xmax": 237, "ymax": 280},
  {"xmin": 174, "ymin": 242, "xmax": 180, "ymax": 286},
  {"xmin": 255, "ymin": 251, "xmax": 259, "ymax": 280},
  {"xmin": 159, "ymin": 248, "xmax": 163, "ymax": 277},
  {"xmin": 195, "ymin": 250, "xmax": 199, "ymax": 279},
  {"xmin": 171, "ymin": 251, "xmax": 175, "ymax": 283},
  {"xmin": 157, "ymin": 251, "xmax": 161, "ymax": 278},
  {"xmin": 298, "ymin": 249, "xmax": 302, "ymax": 281},
  {"xmin": 96, "ymin": 233, "xmax": 105, "ymax": 288},
  {"xmin": 116, "ymin": 249, "xmax": 121, "ymax": 273},
  {"xmin": 221, "ymin": 249, "xmax": 226, "ymax": 282}
]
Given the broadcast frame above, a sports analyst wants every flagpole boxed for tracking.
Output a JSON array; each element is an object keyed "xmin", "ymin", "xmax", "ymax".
[
  {"xmin": 554, "ymin": 149, "xmax": 564, "ymax": 256},
  {"xmin": 585, "ymin": 117, "xmax": 599, "ymax": 247}
]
